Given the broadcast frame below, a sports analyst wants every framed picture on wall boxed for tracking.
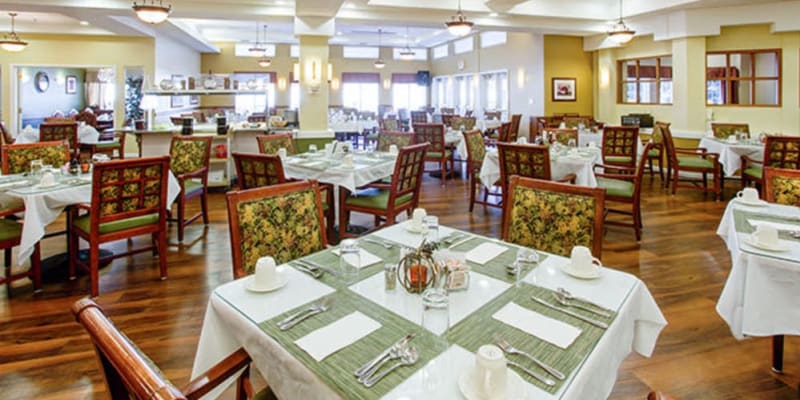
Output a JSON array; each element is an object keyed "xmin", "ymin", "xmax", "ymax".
[
  {"xmin": 552, "ymin": 77, "xmax": 576, "ymax": 102},
  {"xmin": 65, "ymin": 75, "xmax": 77, "ymax": 94}
]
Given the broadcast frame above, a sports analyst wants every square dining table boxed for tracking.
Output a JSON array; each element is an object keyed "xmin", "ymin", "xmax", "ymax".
[
  {"xmin": 698, "ymin": 136, "xmax": 764, "ymax": 177},
  {"xmin": 282, "ymin": 151, "xmax": 397, "ymax": 193},
  {"xmin": 479, "ymin": 147, "xmax": 602, "ymax": 188},
  {"xmin": 192, "ymin": 221, "xmax": 666, "ymax": 399}
]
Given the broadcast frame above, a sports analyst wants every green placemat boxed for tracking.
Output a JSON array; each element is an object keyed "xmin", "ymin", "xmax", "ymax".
[
  {"xmin": 733, "ymin": 209, "xmax": 800, "ymax": 242},
  {"xmin": 261, "ymin": 290, "xmax": 444, "ymax": 399},
  {"xmin": 446, "ymin": 234, "xmax": 548, "ymax": 284},
  {"xmin": 448, "ymin": 284, "xmax": 617, "ymax": 394}
]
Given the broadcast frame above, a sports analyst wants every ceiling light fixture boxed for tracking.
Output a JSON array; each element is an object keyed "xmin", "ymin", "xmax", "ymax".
[
  {"xmin": 374, "ymin": 28, "xmax": 385, "ymax": 69},
  {"xmin": 132, "ymin": 0, "xmax": 172, "ymax": 25},
  {"xmin": 258, "ymin": 24, "xmax": 272, "ymax": 67},
  {"xmin": 248, "ymin": 22, "xmax": 265, "ymax": 56},
  {"xmin": 445, "ymin": 0, "xmax": 473, "ymax": 37},
  {"xmin": 607, "ymin": 0, "xmax": 635, "ymax": 44},
  {"xmin": 399, "ymin": 26, "xmax": 415, "ymax": 60},
  {"xmin": 0, "ymin": 13, "xmax": 27, "ymax": 52}
]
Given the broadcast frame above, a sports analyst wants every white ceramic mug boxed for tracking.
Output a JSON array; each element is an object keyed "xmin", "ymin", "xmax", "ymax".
[
  {"xmin": 412, "ymin": 208, "xmax": 427, "ymax": 229},
  {"xmin": 475, "ymin": 344, "xmax": 508, "ymax": 400},
  {"xmin": 570, "ymin": 246, "xmax": 601, "ymax": 276},
  {"xmin": 254, "ymin": 256, "xmax": 277, "ymax": 289},
  {"xmin": 727, "ymin": 135, "xmax": 737, "ymax": 143},
  {"xmin": 308, "ymin": 144, "xmax": 318, "ymax": 153},
  {"xmin": 737, "ymin": 187, "xmax": 759, "ymax": 203},
  {"xmin": 516, "ymin": 137, "xmax": 528, "ymax": 144},
  {"xmin": 752, "ymin": 224, "xmax": 779, "ymax": 247},
  {"xmin": 389, "ymin": 144, "xmax": 399, "ymax": 155}
]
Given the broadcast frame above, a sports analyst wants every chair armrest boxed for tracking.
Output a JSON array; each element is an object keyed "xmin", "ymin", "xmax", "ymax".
[
  {"xmin": 555, "ymin": 173, "xmax": 577, "ymax": 184},
  {"xmin": 675, "ymin": 146, "xmax": 706, "ymax": 153},
  {"xmin": 593, "ymin": 163, "xmax": 635, "ymax": 174},
  {"xmin": 594, "ymin": 171, "xmax": 636, "ymax": 181},
  {"xmin": 362, "ymin": 182, "xmax": 391, "ymax": 190},
  {"xmin": 178, "ymin": 167, "xmax": 209, "ymax": 181},
  {"xmin": 182, "ymin": 348, "xmax": 252, "ymax": 400},
  {"xmin": 741, "ymin": 154, "xmax": 763, "ymax": 167}
]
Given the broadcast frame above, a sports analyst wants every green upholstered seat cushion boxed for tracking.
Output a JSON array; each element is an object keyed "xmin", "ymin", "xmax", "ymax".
[
  {"xmin": 74, "ymin": 213, "xmax": 159, "ymax": 235},
  {"xmin": 184, "ymin": 180, "xmax": 204, "ymax": 196},
  {"xmin": 647, "ymin": 149, "xmax": 660, "ymax": 157},
  {"xmin": 0, "ymin": 219, "xmax": 22, "ymax": 241},
  {"xmin": 345, "ymin": 188, "xmax": 413, "ymax": 210},
  {"xmin": 605, "ymin": 155, "xmax": 633, "ymax": 164},
  {"xmin": 677, "ymin": 156, "xmax": 715, "ymax": 169},
  {"xmin": 92, "ymin": 141, "xmax": 121, "ymax": 149},
  {"xmin": 426, "ymin": 150, "xmax": 452, "ymax": 159},
  {"xmin": 743, "ymin": 165, "xmax": 763, "ymax": 179},
  {"xmin": 596, "ymin": 177, "xmax": 635, "ymax": 198}
]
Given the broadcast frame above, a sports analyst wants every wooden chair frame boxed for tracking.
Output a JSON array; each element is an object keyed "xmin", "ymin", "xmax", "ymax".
[
  {"xmin": 662, "ymin": 122, "xmax": 722, "ymax": 201},
  {"xmin": 169, "ymin": 136, "xmax": 213, "ymax": 242},
  {"xmin": 711, "ymin": 122, "xmax": 750, "ymax": 139},
  {"xmin": 68, "ymin": 156, "xmax": 170, "ymax": 297},
  {"xmin": 413, "ymin": 123, "xmax": 453, "ymax": 187},
  {"xmin": 601, "ymin": 125, "xmax": 640, "ymax": 170},
  {"xmin": 256, "ymin": 133, "xmax": 296, "ymax": 155},
  {"xmin": 227, "ymin": 180, "xmax": 328, "ymax": 278},
  {"xmin": 0, "ymin": 219, "xmax": 41, "ymax": 294},
  {"xmin": 40, "ymin": 121, "xmax": 79, "ymax": 158},
  {"xmin": 463, "ymin": 129, "xmax": 501, "ymax": 211},
  {"xmin": 741, "ymin": 135, "xmax": 800, "ymax": 191},
  {"xmin": 0, "ymin": 120, "xmax": 15, "ymax": 145},
  {"xmin": 410, "ymin": 111, "xmax": 427, "ymax": 125},
  {"xmin": 1, "ymin": 140, "xmax": 71, "ymax": 174},
  {"xmin": 498, "ymin": 143, "xmax": 576, "ymax": 205},
  {"xmin": 763, "ymin": 166, "xmax": 800, "ymax": 205},
  {"xmin": 646, "ymin": 122, "xmax": 670, "ymax": 186}
]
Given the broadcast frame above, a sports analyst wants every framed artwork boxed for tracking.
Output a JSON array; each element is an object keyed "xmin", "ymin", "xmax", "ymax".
[
  {"xmin": 34, "ymin": 71, "xmax": 49, "ymax": 93},
  {"xmin": 552, "ymin": 77, "xmax": 576, "ymax": 102},
  {"xmin": 171, "ymin": 74, "xmax": 184, "ymax": 108},
  {"xmin": 66, "ymin": 75, "xmax": 77, "ymax": 94}
]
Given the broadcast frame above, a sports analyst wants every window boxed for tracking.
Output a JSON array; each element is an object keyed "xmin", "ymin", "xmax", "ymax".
[
  {"xmin": 391, "ymin": 73, "xmax": 426, "ymax": 111},
  {"xmin": 233, "ymin": 72, "xmax": 275, "ymax": 115},
  {"xmin": 432, "ymin": 76, "xmax": 448, "ymax": 110},
  {"xmin": 706, "ymin": 49, "xmax": 781, "ymax": 106},
  {"xmin": 618, "ymin": 55, "xmax": 672, "ymax": 105},
  {"xmin": 480, "ymin": 70, "xmax": 508, "ymax": 117},
  {"xmin": 234, "ymin": 43, "xmax": 276, "ymax": 58},
  {"xmin": 341, "ymin": 73, "xmax": 379, "ymax": 112},
  {"xmin": 342, "ymin": 46, "xmax": 379, "ymax": 59},
  {"xmin": 290, "ymin": 44, "xmax": 299, "ymax": 58},
  {"xmin": 480, "ymin": 31, "xmax": 507, "ymax": 48},
  {"xmin": 392, "ymin": 48, "xmax": 427, "ymax": 61},
  {"xmin": 433, "ymin": 44, "xmax": 448, "ymax": 59},
  {"xmin": 453, "ymin": 37, "xmax": 473, "ymax": 55},
  {"xmin": 453, "ymin": 74, "xmax": 475, "ymax": 114},
  {"xmin": 289, "ymin": 82, "xmax": 300, "ymax": 110}
]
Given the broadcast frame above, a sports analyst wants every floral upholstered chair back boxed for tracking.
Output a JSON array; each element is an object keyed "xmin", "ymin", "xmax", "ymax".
[
  {"xmin": 377, "ymin": 131, "xmax": 415, "ymax": 152},
  {"xmin": 498, "ymin": 143, "xmax": 552, "ymax": 185},
  {"xmin": 509, "ymin": 114, "xmax": 522, "ymax": 136},
  {"xmin": 563, "ymin": 117, "xmax": 590, "ymax": 129},
  {"xmin": 764, "ymin": 167, "xmax": 800, "ymax": 207},
  {"xmin": 93, "ymin": 156, "xmax": 169, "ymax": 221},
  {"xmin": 169, "ymin": 136, "xmax": 212, "ymax": 176},
  {"xmin": 764, "ymin": 136, "xmax": 800, "ymax": 170},
  {"xmin": 256, "ymin": 133, "xmax": 296, "ymax": 156},
  {"xmin": 381, "ymin": 118, "xmax": 399, "ymax": 132},
  {"xmin": 711, "ymin": 123, "xmax": 750, "ymax": 139},
  {"xmin": 462, "ymin": 129, "xmax": 486, "ymax": 175},
  {"xmin": 410, "ymin": 111, "xmax": 427, "ymax": 124},
  {"xmin": 39, "ymin": 121, "xmax": 78, "ymax": 155},
  {"xmin": 412, "ymin": 123, "xmax": 446, "ymax": 153},
  {"xmin": 391, "ymin": 142, "xmax": 429, "ymax": 201},
  {"xmin": 602, "ymin": 126, "xmax": 639, "ymax": 169},
  {"xmin": 226, "ymin": 180, "xmax": 327, "ymax": 278},
  {"xmin": 233, "ymin": 152, "xmax": 287, "ymax": 190},
  {"xmin": 503, "ymin": 176, "xmax": 605, "ymax": 258},
  {"xmin": 546, "ymin": 128, "xmax": 579, "ymax": 146},
  {"xmin": 451, "ymin": 116, "xmax": 476, "ymax": 131},
  {"xmin": 1, "ymin": 141, "xmax": 70, "ymax": 174}
]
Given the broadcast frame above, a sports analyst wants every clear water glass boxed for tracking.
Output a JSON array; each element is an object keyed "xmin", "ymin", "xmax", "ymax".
[
  {"xmin": 30, "ymin": 159, "xmax": 43, "ymax": 176},
  {"xmin": 308, "ymin": 144, "xmax": 318, "ymax": 153},
  {"xmin": 567, "ymin": 138, "xmax": 577, "ymax": 149},
  {"xmin": 421, "ymin": 287, "xmax": 450, "ymax": 352},
  {"xmin": 423, "ymin": 216, "xmax": 439, "ymax": 242},
  {"xmin": 513, "ymin": 247, "xmax": 538, "ymax": 287},
  {"xmin": 339, "ymin": 239, "xmax": 360, "ymax": 285}
]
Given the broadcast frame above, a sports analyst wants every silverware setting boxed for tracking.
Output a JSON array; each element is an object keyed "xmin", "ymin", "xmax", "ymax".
[
  {"xmin": 277, "ymin": 297, "xmax": 334, "ymax": 331},
  {"xmin": 292, "ymin": 263, "xmax": 323, "ymax": 279},
  {"xmin": 556, "ymin": 288, "xmax": 612, "ymax": 315},
  {"xmin": 354, "ymin": 332, "xmax": 417, "ymax": 378},
  {"xmin": 507, "ymin": 360, "xmax": 555, "ymax": 386},
  {"xmin": 295, "ymin": 259, "xmax": 339, "ymax": 277},
  {"xmin": 440, "ymin": 232, "xmax": 466, "ymax": 245},
  {"xmin": 361, "ymin": 237, "xmax": 394, "ymax": 249},
  {"xmin": 531, "ymin": 296, "xmax": 609, "ymax": 329},
  {"xmin": 553, "ymin": 292, "xmax": 611, "ymax": 318},
  {"xmin": 447, "ymin": 235, "xmax": 473, "ymax": 249},
  {"xmin": 495, "ymin": 336, "xmax": 565, "ymax": 380},
  {"xmin": 362, "ymin": 347, "xmax": 419, "ymax": 388}
]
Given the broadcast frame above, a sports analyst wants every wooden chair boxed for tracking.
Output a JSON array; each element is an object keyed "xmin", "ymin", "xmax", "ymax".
[
  {"xmin": 647, "ymin": 392, "xmax": 678, "ymax": 400},
  {"xmin": 594, "ymin": 142, "xmax": 655, "ymax": 241},
  {"xmin": 410, "ymin": 111, "xmax": 427, "ymax": 125},
  {"xmin": 497, "ymin": 143, "xmax": 576, "ymax": 205},
  {"xmin": 463, "ymin": 129, "xmax": 500, "ymax": 211},
  {"xmin": 645, "ymin": 122, "xmax": 668, "ymax": 185},
  {"xmin": 413, "ymin": 123, "xmax": 453, "ymax": 187},
  {"xmin": 450, "ymin": 116, "xmax": 477, "ymax": 131},
  {"xmin": 68, "ymin": 156, "xmax": 170, "ymax": 297},
  {"xmin": 545, "ymin": 128, "xmax": 579, "ymax": 146},
  {"xmin": 376, "ymin": 131, "xmax": 415, "ymax": 152},
  {"xmin": 601, "ymin": 125, "xmax": 640, "ymax": 170},
  {"xmin": 509, "ymin": 114, "xmax": 522, "ymax": 140},
  {"xmin": 256, "ymin": 133, "xmax": 296, "ymax": 155},
  {"xmin": 441, "ymin": 114, "xmax": 455, "ymax": 128},
  {"xmin": 502, "ymin": 175, "xmax": 605, "ymax": 258},
  {"xmin": 1, "ymin": 140, "xmax": 70, "ymax": 174},
  {"xmin": 764, "ymin": 167, "xmax": 800, "ymax": 206},
  {"xmin": 711, "ymin": 122, "xmax": 749, "ymax": 139},
  {"xmin": 339, "ymin": 142, "xmax": 429, "ymax": 239},
  {"xmin": 486, "ymin": 122, "xmax": 512, "ymax": 146},
  {"xmin": 40, "ymin": 120, "xmax": 79, "ymax": 158},
  {"xmin": 0, "ymin": 217, "xmax": 41, "ymax": 294},
  {"xmin": 484, "ymin": 110, "xmax": 502, "ymax": 120},
  {"xmin": 75, "ymin": 110, "xmax": 97, "ymax": 127},
  {"xmin": 0, "ymin": 120, "xmax": 15, "ymax": 145},
  {"xmin": 72, "ymin": 298, "xmax": 275, "ymax": 400},
  {"xmin": 563, "ymin": 116, "xmax": 590, "ymax": 129},
  {"xmin": 169, "ymin": 136, "xmax": 212, "ymax": 242},
  {"xmin": 502, "ymin": 122, "xmax": 517, "ymax": 143},
  {"xmin": 662, "ymin": 121, "xmax": 722, "ymax": 201},
  {"xmin": 80, "ymin": 131, "xmax": 126, "ymax": 160},
  {"xmin": 380, "ymin": 118, "xmax": 399, "ymax": 132},
  {"xmin": 741, "ymin": 135, "xmax": 800, "ymax": 192},
  {"xmin": 227, "ymin": 180, "xmax": 328, "ymax": 277}
]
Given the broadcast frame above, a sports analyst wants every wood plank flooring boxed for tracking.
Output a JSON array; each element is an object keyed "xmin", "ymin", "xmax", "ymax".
[{"xmin": 1, "ymin": 172, "xmax": 798, "ymax": 399}]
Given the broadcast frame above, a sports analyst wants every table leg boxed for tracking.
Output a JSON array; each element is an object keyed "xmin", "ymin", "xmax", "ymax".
[{"xmin": 771, "ymin": 335, "xmax": 784, "ymax": 373}]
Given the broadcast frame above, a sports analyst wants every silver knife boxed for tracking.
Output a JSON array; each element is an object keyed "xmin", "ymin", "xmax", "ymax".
[
  {"xmin": 447, "ymin": 236, "xmax": 473, "ymax": 249},
  {"xmin": 508, "ymin": 360, "xmax": 556, "ymax": 386},
  {"xmin": 531, "ymin": 296, "xmax": 609, "ymax": 329},
  {"xmin": 354, "ymin": 332, "xmax": 416, "ymax": 377},
  {"xmin": 297, "ymin": 259, "xmax": 340, "ymax": 276}
]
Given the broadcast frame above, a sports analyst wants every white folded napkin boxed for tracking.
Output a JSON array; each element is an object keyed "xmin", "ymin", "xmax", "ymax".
[
  {"xmin": 493, "ymin": 302, "xmax": 581, "ymax": 349},
  {"xmin": 295, "ymin": 311, "xmax": 381, "ymax": 362},
  {"xmin": 747, "ymin": 219, "xmax": 800, "ymax": 233},
  {"xmin": 331, "ymin": 248, "xmax": 382, "ymax": 268},
  {"xmin": 466, "ymin": 242, "xmax": 509, "ymax": 265}
]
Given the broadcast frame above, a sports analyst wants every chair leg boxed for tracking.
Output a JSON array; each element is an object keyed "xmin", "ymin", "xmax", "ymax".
[
  {"xmin": 633, "ymin": 202, "xmax": 642, "ymax": 241},
  {"xmin": 440, "ymin": 159, "xmax": 447, "ymax": 187},
  {"xmin": 177, "ymin": 197, "xmax": 186, "ymax": 242},
  {"xmin": 89, "ymin": 244, "xmax": 100, "ymax": 297},
  {"xmin": 772, "ymin": 335, "xmax": 784, "ymax": 373},
  {"xmin": 338, "ymin": 190, "xmax": 349, "ymax": 239},
  {"xmin": 671, "ymin": 170, "xmax": 679, "ymax": 195},
  {"xmin": 68, "ymin": 224, "xmax": 78, "ymax": 280},
  {"xmin": 201, "ymin": 190, "xmax": 209, "ymax": 225},
  {"xmin": 159, "ymin": 229, "xmax": 168, "ymax": 280},
  {"xmin": 468, "ymin": 176, "xmax": 476, "ymax": 212},
  {"xmin": 31, "ymin": 243, "xmax": 42, "ymax": 292}
]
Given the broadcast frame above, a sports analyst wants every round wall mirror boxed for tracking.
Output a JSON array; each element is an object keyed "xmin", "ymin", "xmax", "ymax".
[{"xmin": 34, "ymin": 72, "xmax": 50, "ymax": 93}]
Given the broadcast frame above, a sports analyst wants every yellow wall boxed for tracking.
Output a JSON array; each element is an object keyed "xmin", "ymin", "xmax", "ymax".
[
  {"xmin": 0, "ymin": 34, "xmax": 155, "ymax": 131},
  {"xmin": 543, "ymin": 35, "xmax": 594, "ymax": 116}
]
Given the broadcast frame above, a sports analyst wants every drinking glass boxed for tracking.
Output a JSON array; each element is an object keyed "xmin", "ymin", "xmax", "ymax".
[
  {"xmin": 308, "ymin": 144, "xmax": 318, "ymax": 153},
  {"xmin": 567, "ymin": 138, "xmax": 577, "ymax": 149},
  {"xmin": 339, "ymin": 239, "xmax": 360, "ymax": 285},
  {"xmin": 30, "ymin": 159, "xmax": 43, "ymax": 176},
  {"xmin": 421, "ymin": 287, "xmax": 450, "ymax": 352},
  {"xmin": 423, "ymin": 216, "xmax": 439, "ymax": 242},
  {"xmin": 513, "ymin": 247, "xmax": 539, "ymax": 287}
]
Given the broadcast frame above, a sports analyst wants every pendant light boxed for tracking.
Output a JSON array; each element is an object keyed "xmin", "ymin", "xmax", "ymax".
[
  {"xmin": 0, "ymin": 13, "xmax": 27, "ymax": 52},
  {"xmin": 374, "ymin": 29, "xmax": 386, "ymax": 69},
  {"xmin": 399, "ymin": 26, "xmax": 415, "ymax": 60},
  {"xmin": 248, "ymin": 22, "xmax": 265, "ymax": 56},
  {"xmin": 132, "ymin": 0, "xmax": 172, "ymax": 25},
  {"xmin": 445, "ymin": 0, "xmax": 473, "ymax": 37},
  {"xmin": 607, "ymin": 0, "xmax": 635, "ymax": 44},
  {"xmin": 258, "ymin": 24, "xmax": 272, "ymax": 68}
]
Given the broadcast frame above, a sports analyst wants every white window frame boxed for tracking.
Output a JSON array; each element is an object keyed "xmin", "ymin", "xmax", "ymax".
[
  {"xmin": 343, "ymin": 46, "xmax": 380, "ymax": 59},
  {"xmin": 290, "ymin": 44, "xmax": 300, "ymax": 58},
  {"xmin": 453, "ymin": 37, "xmax": 473, "ymax": 55},
  {"xmin": 433, "ymin": 44, "xmax": 449, "ymax": 59}
]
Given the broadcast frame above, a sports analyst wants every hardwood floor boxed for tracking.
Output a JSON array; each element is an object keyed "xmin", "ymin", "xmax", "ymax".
[{"xmin": 1, "ymin": 172, "xmax": 798, "ymax": 399}]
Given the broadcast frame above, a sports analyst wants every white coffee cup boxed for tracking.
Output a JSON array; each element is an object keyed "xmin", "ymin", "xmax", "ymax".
[
  {"xmin": 40, "ymin": 171, "xmax": 56, "ymax": 187},
  {"xmin": 737, "ymin": 187, "xmax": 759, "ymax": 203},
  {"xmin": 343, "ymin": 154, "xmax": 354, "ymax": 168},
  {"xmin": 727, "ymin": 135, "xmax": 737, "ymax": 143},
  {"xmin": 570, "ymin": 246, "xmax": 601, "ymax": 276},
  {"xmin": 475, "ymin": 344, "xmax": 508, "ymax": 399},
  {"xmin": 752, "ymin": 224, "xmax": 779, "ymax": 247},
  {"xmin": 277, "ymin": 147, "xmax": 287, "ymax": 159},
  {"xmin": 587, "ymin": 141, "xmax": 597, "ymax": 149},
  {"xmin": 308, "ymin": 144, "xmax": 318, "ymax": 153},
  {"xmin": 389, "ymin": 144, "xmax": 399, "ymax": 155},
  {"xmin": 324, "ymin": 143, "xmax": 334, "ymax": 155},
  {"xmin": 412, "ymin": 208, "xmax": 427, "ymax": 229},
  {"xmin": 254, "ymin": 256, "xmax": 277, "ymax": 289}
]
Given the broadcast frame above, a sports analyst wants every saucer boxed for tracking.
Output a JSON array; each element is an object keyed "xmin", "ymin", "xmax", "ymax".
[
  {"xmin": 404, "ymin": 223, "xmax": 428, "ymax": 234},
  {"xmin": 561, "ymin": 262, "xmax": 602, "ymax": 279},
  {"xmin": 35, "ymin": 181, "xmax": 59, "ymax": 189},
  {"xmin": 458, "ymin": 367, "xmax": 527, "ymax": 400},
  {"xmin": 244, "ymin": 272, "xmax": 288, "ymax": 293},
  {"xmin": 746, "ymin": 238, "xmax": 789, "ymax": 252},
  {"xmin": 735, "ymin": 198, "xmax": 767, "ymax": 207}
]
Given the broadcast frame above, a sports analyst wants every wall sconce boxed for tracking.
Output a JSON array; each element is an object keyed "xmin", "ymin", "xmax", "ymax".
[
  {"xmin": 327, "ymin": 63, "xmax": 333, "ymax": 82},
  {"xmin": 599, "ymin": 66, "xmax": 610, "ymax": 88},
  {"xmin": 383, "ymin": 78, "xmax": 391, "ymax": 90},
  {"xmin": 516, "ymin": 67, "xmax": 526, "ymax": 89},
  {"xmin": 278, "ymin": 77, "xmax": 287, "ymax": 91},
  {"xmin": 293, "ymin": 63, "xmax": 300, "ymax": 82},
  {"xmin": 306, "ymin": 59, "xmax": 322, "ymax": 93},
  {"xmin": 56, "ymin": 74, "xmax": 66, "ymax": 85},
  {"xmin": 331, "ymin": 78, "xmax": 340, "ymax": 90}
]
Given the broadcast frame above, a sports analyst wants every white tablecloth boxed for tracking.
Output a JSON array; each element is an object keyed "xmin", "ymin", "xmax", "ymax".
[
  {"xmin": 15, "ymin": 124, "xmax": 102, "ymax": 144},
  {"xmin": 477, "ymin": 119, "xmax": 502, "ymax": 132},
  {"xmin": 0, "ymin": 172, "xmax": 180, "ymax": 265},
  {"xmin": 716, "ymin": 201, "xmax": 800, "ymax": 339},
  {"xmin": 479, "ymin": 148, "xmax": 600, "ymax": 188},
  {"xmin": 699, "ymin": 137, "xmax": 764, "ymax": 177},
  {"xmin": 192, "ymin": 221, "xmax": 666, "ymax": 400},
  {"xmin": 283, "ymin": 153, "xmax": 395, "ymax": 193},
  {"xmin": 329, "ymin": 120, "xmax": 379, "ymax": 133}
]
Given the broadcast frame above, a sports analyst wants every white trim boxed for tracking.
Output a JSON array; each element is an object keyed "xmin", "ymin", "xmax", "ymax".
[{"xmin": 296, "ymin": 129, "xmax": 335, "ymax": 139}]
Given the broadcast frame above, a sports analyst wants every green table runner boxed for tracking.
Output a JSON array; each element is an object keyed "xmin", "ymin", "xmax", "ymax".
[
  {"xmin": 733, "ymin": 209, "xmax": 800, "ymax": 242},
  {"xmin": 446, "ymin": 232, "xmax": 549, "ymax": 284}
]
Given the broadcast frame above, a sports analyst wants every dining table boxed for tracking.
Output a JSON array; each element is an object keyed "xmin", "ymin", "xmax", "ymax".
[
  {"xmin": 0, "ymin": 171, "xmax": 181, "ymax": 265},
  {"xmin": 479, "ymin": 146, "xmax": 602, "ymax": 188},
  {"xmin": 192, "ymin": 221, "xmax": 666, "ymax": 399},
  {"xmin": 698, "ymin": 136, "xmax": 764, "ymax": 177},
  {"xmin": 14, "ymin": 123, "xmax": 108, "ymax": 146},
  {"xmin": 715, "ymin": 198, "xmax": 800, "ymax": 372},
  {"xmin": 282, "ymin": 151, "xmax": 397, "ymax": 194}
]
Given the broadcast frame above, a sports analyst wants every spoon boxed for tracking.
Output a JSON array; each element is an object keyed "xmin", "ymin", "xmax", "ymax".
[
  {"xmin": 363, "ymin": 347, "xmax": 419, "ymax": 387},
  {"xmin": 361, "ymin": 237, "xmax": 393, "ymax": 249},
  {"xmin": 553, "ymin": 292, "xmax": 612, "ymax": 317},
  {"xmin": 556, "ymin": 288, "xmax": 612, "ymax": 315}
]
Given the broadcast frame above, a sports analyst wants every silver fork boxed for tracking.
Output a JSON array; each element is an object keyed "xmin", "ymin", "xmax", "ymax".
[
  {"xmin": 292, "ymin": 262, "xmax": 323, "ymax": 279},
  {"xmin": 556, "ymin": 288, "xmax": 612, "ymax": 314},
  {"xmin": 495, "ymin": 337, "xmax": 565, "ymax": 380},
  {"xmin": 357, "ymin": 342, "xmax": 409, "ymax": 383},
  {"xmin": 277, "ymin": 298, "xmax": 334, "ymax": 330},
  {"xmin": 363, "ymin": 347, "xmax": 419, "ymax": 388},
  {"xmin": 361, "ymin": 237, "xmax": 393, "ymax": 249},
  {"xmin": 507, "ymin": 360, "xmax": 556, "ymax": 386},
  {"xmin": 354, "ymin": 333, "xmax": 416, "ymax": 377},
  {"xmin": 553, "ymin": 293, "xmax": 612, "ymax": 318}
]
